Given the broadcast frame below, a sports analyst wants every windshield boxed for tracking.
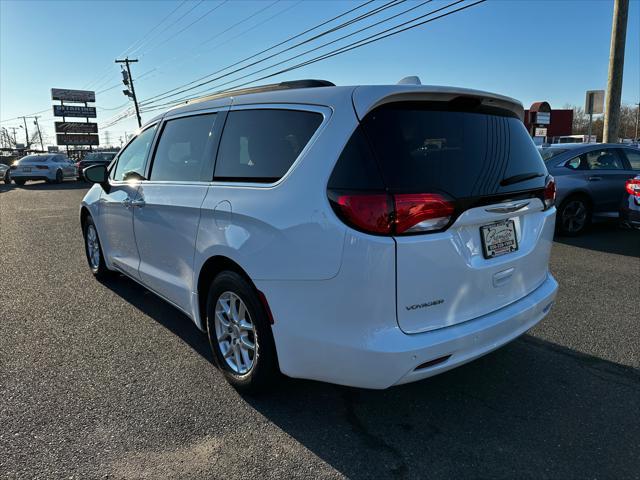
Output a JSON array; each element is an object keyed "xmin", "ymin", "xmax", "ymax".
[{"xmin": 539, "ymin": 148, "xmax": 568, "ymax": 162}]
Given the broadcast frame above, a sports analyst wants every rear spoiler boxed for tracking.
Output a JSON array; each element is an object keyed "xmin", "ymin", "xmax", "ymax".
[{"xmin": 352, "ymin": 85, "xmax": 524, "ymax": 122}]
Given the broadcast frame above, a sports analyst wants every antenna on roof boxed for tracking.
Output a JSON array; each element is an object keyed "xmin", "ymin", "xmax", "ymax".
[{"xmin": 397, "ymin": 76, "xmax": 421, "ymax": 85}]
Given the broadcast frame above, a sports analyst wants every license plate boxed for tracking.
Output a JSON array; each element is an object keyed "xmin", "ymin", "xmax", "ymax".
[
  {"xmin": 22, "ymin": 167, "xmax": 31, "ymax": 172},
  {"xmin": 480, "ymin": 220, "xmax": 518, "ymax": 259}
]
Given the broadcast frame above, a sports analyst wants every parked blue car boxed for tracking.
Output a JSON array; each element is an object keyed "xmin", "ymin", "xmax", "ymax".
[{"xmin": 540, "ymin": 143, "xmax": 640, "ymax": 235}]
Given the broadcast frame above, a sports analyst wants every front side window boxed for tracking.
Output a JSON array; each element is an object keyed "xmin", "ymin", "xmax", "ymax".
[
  {"xmin": 583, "ymin": 149, "xmax": 625, "ymax": 170},
  {"xmin": 150, "ymin": 113, "xmax": 217, "ymax": 182},
  {"xmin": 214, "ymin": 109, "xmax": 323, "ymax": 182},
  {"xmin": 112, "ymin": 125, "xmax": 157, "ymax": 181}
]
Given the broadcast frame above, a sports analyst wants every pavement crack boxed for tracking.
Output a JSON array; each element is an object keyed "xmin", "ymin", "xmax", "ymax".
[{"xmin": 339, "ymin": 388, "xmax": 408, "ymax": 479}]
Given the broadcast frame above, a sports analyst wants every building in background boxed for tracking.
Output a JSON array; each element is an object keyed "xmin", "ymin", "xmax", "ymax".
[{"xmin": 524, "ymin": 102, "xmax": 573, "ymax": 145}]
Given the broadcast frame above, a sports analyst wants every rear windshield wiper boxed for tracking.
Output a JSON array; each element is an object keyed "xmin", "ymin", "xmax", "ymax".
[{"xmin": 500, "ymin": 172, "xmax": 544, "ymax": 187}]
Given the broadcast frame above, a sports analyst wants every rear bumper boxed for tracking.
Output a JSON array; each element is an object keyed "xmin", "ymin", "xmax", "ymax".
[
  {"xmin": 10, "ymin": 171, "xmax": 55, "ymax": 181},
  {"xmin": 391, "ymin": 273, "xmax": 557, "ymax": 387},
  {"xmin": 268, "ymin": 273, "xmax": 558, "ymax": 389},
  {"xmin": 620, "ymin": 197, "xmax": 640, "ymax": 228}
]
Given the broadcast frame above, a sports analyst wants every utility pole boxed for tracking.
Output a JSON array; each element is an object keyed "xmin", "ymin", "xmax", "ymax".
[
  {"xmin": 9, "ymin": 127, "xmax": 18, "ymax": 145},
  {"xmin": 33, "ymin": 116, "xmax": 44, "ymax": 151},
  {"xmin": 21, "ymin": 117, "xmax": 30, "ymax": 148},
  {"xmin": 603, "ymin": 0, "xmax": 629, "ymax": 143},
  {"xmin": 635, "ymin": 102, "xmax": 639, "ymax": 141},
  {"xmin": 115, "ymin": 58, "xmax": 142, "ymax": 128}
]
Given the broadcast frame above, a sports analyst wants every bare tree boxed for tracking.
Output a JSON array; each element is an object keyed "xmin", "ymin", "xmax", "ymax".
[{"xmin": 567, "ymin": 103, "xmax": 638, "ymax": 142}]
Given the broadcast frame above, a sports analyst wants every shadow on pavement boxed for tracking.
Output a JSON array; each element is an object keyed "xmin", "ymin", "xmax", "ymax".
[
  {"xmin": 0, "ymin": 180, "xmax": 90, "ymax": 192},
  {"xmin": 100, "ymin": 273, "xmax": 640, "ymax": 479},
  {"xmin": 554, "ymin": 223, "xmax": 640, "ymax": 258}
]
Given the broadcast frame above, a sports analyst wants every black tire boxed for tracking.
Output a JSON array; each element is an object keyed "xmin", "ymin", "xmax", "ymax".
[
  {"xmin": 557, "ymin": 195, "xmax": 591, "ymax": 236},
  {"xmin": 205, "ymin": 271, "xmax": 279, "ymax": 394},
  {"xmin": 55, "ymin": 169, "xmax": 63, "ymax": 184},
  {"xmin": 14, "ymin": 179, "xmax": 25, "ymax": 186},
  {"xmin": 83, "ymin": 216, "xmax": 113, "ymax": 279}
]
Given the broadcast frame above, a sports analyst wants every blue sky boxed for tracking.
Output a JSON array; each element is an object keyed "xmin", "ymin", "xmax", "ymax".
[{"xmin": 1, "ymin": 0, "xmax": 639, "ymax": 147}]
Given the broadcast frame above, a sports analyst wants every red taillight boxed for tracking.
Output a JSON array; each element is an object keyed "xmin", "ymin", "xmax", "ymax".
[
  {"xmin": 625, "ymin": 178, "xmax": 640, "ymax": 197},
  {"xmin": 336, "ymin": 194, "xmax": 393, "ymax": 234},
  {"xmin": 331, "ymin": 192, "xmax": 454, "ymax": 235},
  {"xmin": 394, "ymin": 193, "xmax": 455, "ymax": 234},
  {"xmin": 544, "ymin": 176, "xmax": 556, "ymax": 209},
  {"xmin": 36, "ymin": 165, "xmax": 49, "ymax": 170}
]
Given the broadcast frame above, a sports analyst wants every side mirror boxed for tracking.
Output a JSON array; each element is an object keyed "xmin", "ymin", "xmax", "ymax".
[{"xmin": 84, "ymin": 164, "xmax": 109, "ymax": 190}]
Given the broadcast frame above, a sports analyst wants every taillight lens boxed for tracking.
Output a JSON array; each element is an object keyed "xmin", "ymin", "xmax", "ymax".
[
  {"xmin": 335, "ymin": 193, "xmax": 393, "ymax": 234},
  {"xmin": 625, "ymin": 178, "xmax": 640, "ymax": 197},
  {"xmin": 544, "ymin": 176, "xmax": 556, "ymax": 209},
  {"xmin": 330, "ymin": 191, "xmax": 454, "ymax": 235},
  {"xmin": 10, "ymin": 165, "xmax": 16, "ymax": 170},
  {"xmin": 394, "ymin": 193, "xmax": 455, "ymax": 234}
]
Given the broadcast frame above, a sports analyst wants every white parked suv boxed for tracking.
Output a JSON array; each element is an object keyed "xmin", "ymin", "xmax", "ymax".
[{"xmin": 80, "ymin": 80, "xmax": 558, "ymax": 392}]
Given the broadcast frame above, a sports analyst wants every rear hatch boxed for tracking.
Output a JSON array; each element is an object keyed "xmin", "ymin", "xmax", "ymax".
[{"xmin": 328, "ymin": 95, "xmax": 554, "ymax": 334}]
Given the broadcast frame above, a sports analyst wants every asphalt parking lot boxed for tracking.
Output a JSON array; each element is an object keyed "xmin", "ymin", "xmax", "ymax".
[{"xmin": 1, "ymin": 181, "xmax": 639, "ymax": 480}]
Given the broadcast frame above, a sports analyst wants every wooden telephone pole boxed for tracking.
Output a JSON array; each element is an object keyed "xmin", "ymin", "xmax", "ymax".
[{"xmin": 603, "ymin": 0, "xmax": 629, "ymax": 143}]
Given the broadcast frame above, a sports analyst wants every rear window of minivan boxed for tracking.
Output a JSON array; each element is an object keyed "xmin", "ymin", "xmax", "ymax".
[
  {"xmin": 358, "ymin": 102, "xmax": 547, "ymax": 198},
  {"xmin": 214, "ymin": 109, "xmax": 323, "ymax": 182}
]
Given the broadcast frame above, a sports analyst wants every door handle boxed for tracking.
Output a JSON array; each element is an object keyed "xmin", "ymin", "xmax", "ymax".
[
  {"xmin": 130, "ymin": 198, "xmax": 145, "ymax": 208},
  {"xmin": 588, "ymin": 176, "xmax": 602, "ymax": 181}
]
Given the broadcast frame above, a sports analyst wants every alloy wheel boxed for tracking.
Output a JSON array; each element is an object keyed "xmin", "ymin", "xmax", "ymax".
[
  {"xmin": 214, "ymin": 291, "xmax": 257, "ymax": 374},
  {"xmin": 561, "ymin": 200, "xmax": 587, "ymax": 233},
  {"xmin": 86, "ymin": 225, "xmax": 100, "ymax": 270}
]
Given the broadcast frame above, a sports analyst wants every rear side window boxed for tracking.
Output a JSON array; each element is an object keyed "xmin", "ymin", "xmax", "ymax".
[
  {"xmin": 583, "ymin": 149, "xmax": 625, "ymax": 170},
  {"xmin": 150, "ymin": 113, "xmax": 217, "ymax": 182},
  {"xmin": 214, "ymin": 109, "xmax": 323, "ymax": 182},
  {"xmin": 360, "ymin": 103, "xmax": 547, "ymax": 198},
  {"xmin": 328, "ymin": 128, "xmax": 384, "ymax": 191},
  {"xmin": 623, "ymin": 149, "xmax": 640, "ymax": 170}
]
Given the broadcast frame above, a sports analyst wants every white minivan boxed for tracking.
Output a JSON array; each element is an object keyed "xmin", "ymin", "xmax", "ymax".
[{"xmin": 80, "ymin": 80, "xmax": 558, "ymax": 392}]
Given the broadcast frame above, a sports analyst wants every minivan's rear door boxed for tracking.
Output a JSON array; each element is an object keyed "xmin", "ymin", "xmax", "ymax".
[{"xmin": 360, "ymin": 102, "xmax": 554, "ymax": 334}]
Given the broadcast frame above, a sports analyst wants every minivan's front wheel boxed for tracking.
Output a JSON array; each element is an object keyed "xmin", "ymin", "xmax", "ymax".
[
  {"xmin": 83, "ymin": 216, "xmax": 112, "ymax": 278},
  {"xmin": 206, "ymin": 271, "xmax": 279, "ymax": 393},
  {"xmin": 558, "ymin": 196, "xmax": 591, "ymax": 236}
]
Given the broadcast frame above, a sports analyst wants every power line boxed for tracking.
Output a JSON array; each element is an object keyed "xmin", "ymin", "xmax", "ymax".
[
  {"xmin": 97, "ymin": 0, "xmax": 487, "ymax": 128},
  {"xmin": 139, "ymin": 0, "xmax": 378, "ymax": 105},
  {"xmin": 134, "ymin": 0, "xmax": 298, "ymax": 88},
  {"xmin": 141, "ymin": 0, "xmax": 423, "ymax": 107},
  {"xmin": 198, "ymin": 0, "xmax": 280, "ymax": 48},
  {"xmin": 83, "ymin": 1, "xmax": 189, "ymax": 90},
  {"xmin": 134, "ymin": 0, "xmax": 206, "ymax": 57},
  {"xmin": 142, "ymin": 0, "xmax": 230, "ymax": 57},
  {"xmin": 145, "ymin": 0, "xmax": 484, "ymax": 112}
]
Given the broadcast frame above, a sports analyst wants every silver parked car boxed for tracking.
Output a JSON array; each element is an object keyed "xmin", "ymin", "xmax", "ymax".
[
  {"xmin": 0, "ymin": 163, "xmax": 10, "ymax": 184},
  {"xmin": 541, "ymin": 144, "xmax": 640, "ymax": 235},
  {"xmin": 10, "ymin": 154, "xmax": 78, "ymax": 185}
]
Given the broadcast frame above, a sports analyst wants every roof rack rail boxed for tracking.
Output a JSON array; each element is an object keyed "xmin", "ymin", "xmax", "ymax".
[{"xmin": 185, "ymin": 79, "xmax": 335, "ymax": 106}]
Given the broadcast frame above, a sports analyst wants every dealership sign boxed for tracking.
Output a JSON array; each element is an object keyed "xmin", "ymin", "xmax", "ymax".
[
  {"xmin": 53, "ymin": 105, "xmax": 97, "ymax": 118},
  {"xmin": 56, "ymin": 134, "xmax": 99, "ymax": 146},
  {"xmin": 51, "ymin": 88, "xmax": 96, "ymax": 103},
  {"xmin": 55, "ymin": 121, "xmax": 98, "ymax": 134}
]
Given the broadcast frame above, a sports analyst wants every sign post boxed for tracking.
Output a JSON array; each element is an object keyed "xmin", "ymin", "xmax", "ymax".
[{"xmin": 585, "ymin": 90, "xmax": 605, "ymax": 143}]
